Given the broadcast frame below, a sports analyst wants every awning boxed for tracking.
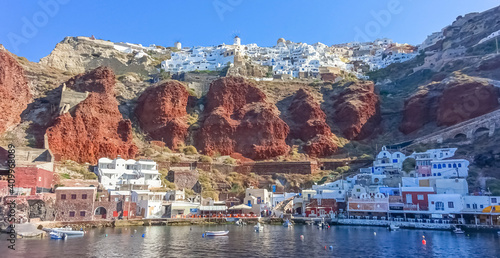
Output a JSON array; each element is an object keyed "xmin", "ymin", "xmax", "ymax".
[
  {"xmin": 482, "ymin": 205, "xmax": 500, "ymax": 213},
  {"xmin": 199, "ymin": 205, "xmax": 227, "ymax": 211},
  {"xmin": 228, "ymin": 204, "xmax": 252, "ymax": 210}
]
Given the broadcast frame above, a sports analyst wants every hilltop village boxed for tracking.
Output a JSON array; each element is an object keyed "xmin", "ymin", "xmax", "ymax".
[{"xmin": 1, "ymin": 4, "xmax": 500, "ymax": 234}]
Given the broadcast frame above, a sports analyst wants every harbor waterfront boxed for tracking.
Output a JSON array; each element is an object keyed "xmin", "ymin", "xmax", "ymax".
[{"xmin": 2, "ymin": 224, "xmax": 500, "ymax": 257}]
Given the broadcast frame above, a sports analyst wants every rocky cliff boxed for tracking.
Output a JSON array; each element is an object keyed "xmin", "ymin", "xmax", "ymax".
[
  {"xmin": 0, "ymin": 49, "xmax": 32, "ymax": 134},
  {"xmin": 400, "ymin": 73, "xmax": 499, "ymax": 134},
  {"xmin": 287, "ymin": 89, "xmax": 337, "ymax": 157},
  {"xmin": 135, "ymin": 81, "xmax": 190, "ymax": 149},
  {"xmin": 331, "ymin": 81, "xmax": 381, "ymax": 140},
  {"xmin": 40, "ymin": 36, "xmax": 164, "ymax": 76},
  {"xmin": 196, "ymin": 77, "xmax": 289, "ymax": 160},
  {"xmin": 46, "ymin": 67, "xmax": 137, "ymax": 164}
]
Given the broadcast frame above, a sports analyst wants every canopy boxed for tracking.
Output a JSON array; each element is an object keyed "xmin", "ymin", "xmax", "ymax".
[
  {"xmin": 228, "ymin": 204, "xmax": 252, "ymax": 210},
  {"xmin": 482, "ymin": 205, "xmax": 500, "ymax": 213}
]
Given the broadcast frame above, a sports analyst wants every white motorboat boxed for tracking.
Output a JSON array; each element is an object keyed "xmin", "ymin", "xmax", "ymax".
[
  {"xmin": 51, "ymin": 227, "xmax": 85, "ymax": 236},
  {"xmin": 205, "ymin": 231, "xmax": 229, "ymax": 236},
  {"xmin": 453, "ymin": 227, "xmax": 465, "ymax": 234},
  {"xmin": 50, "ymin": 232, "xmax": 67, "ymax": 240},
  {"xmin": 389, "ymin": 224, "xmax": 400, "ymax": 231},
  {"xmin": 283, "ymin": 219, "xmax": 292, "ymax": 228},
  {"xmin": 254, "ymin": 223, "xmax": 263, "ymax": 232}
]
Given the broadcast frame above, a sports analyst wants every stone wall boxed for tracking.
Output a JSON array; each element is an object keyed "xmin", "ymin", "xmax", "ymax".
[
  {"xmin": 55, "ymin": 188, "xmax": 96, "ymax": 221},
  {"xmin": 236, "ymin": 161, "xmax": 317, "ymax": 175}
]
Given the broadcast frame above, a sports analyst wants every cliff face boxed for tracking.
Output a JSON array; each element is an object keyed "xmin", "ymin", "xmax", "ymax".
[
  {"xmin": 135, "ymin": 81, "xmax": 189, "ymax": 149},
  {"xmin": 46, "ymin": 67, "xmax": 137, "ymax": 164},
  {"xmin": 0, "ymin": 49, "xmax": 32, "ymax": 134},
  {"xmin": 400, "ymin": 74, "xmax": 499, "ymax": 134},
  {"xmin": 287, "ymin": 89, "xmax": 337, "ymax": 157},
  {"xmin": 332, "ymin": 81, "xmax": 381, "ymax": 140},
  {"xmin": 39, "ymin": 36, "xmax": 159, "ymax": 76},
  {"xmin": 196, "ymin": 77, "xmax": 289, "ymax": 160}
]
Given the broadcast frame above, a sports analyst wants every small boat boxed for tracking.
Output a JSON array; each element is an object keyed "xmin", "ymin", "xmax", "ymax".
[
  {"xmin": 51, "ymin": 227, "xmax": 85, "ymax": 236},
  {"xmin": 283, "ymin": 219, "xmax": 292, "ymax": 228},
  {"xmin": 50, "ymin": 232, "xmax": 67, "ymax": 240},
  {"xmin": 254, "ymin": 223, "xmax": 263, "ymax": 232},
  {"xmin": 205, "ymin": 231, "xmax": 229, "ymax": 236},
  {"xmin": 389, "ymin": 224, "xmax": 400, "ymax": 231},
  {"xmin": 453, "ymin": 228, "xmax": 465, "ymax": 234}
]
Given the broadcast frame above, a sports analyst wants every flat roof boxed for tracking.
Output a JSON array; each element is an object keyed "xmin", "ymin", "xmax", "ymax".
[{"xmin": 56, "ymin": 187, "xmax": 96, "ymax": 190}]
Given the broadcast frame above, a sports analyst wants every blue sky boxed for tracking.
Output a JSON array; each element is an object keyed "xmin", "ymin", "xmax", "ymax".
[{"xmin": 1, "ymin": 0, "xmax": 499, "ymax": 62}]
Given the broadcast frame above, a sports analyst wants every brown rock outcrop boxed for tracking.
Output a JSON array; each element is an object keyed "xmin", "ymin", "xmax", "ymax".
[
  {"xmin": 0, "ymin": 49, "xmax": 32, "ymax": 134},
  {"xmin": 135, "ymin": 81, "xmax": 189, "ymax": 149},
  {"xmin": 196, "ymin": 77, "xmax": 289, "ymax": 160},
  {"xmin": 400, "ymin": 74, "xmax": 499, "ymax": 134},
  {"xmin": 332, "ymin": 81, "xmax": 381, "ymax": 140},
  {"xmin": 46, "ymin": 67, "xmax": 137, "ymax": 164},
  {"xmin": 287, "ymin": 89, "xmax": 337, "ymax": 157}
]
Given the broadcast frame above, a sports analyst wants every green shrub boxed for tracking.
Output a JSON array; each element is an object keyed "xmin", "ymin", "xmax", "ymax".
[
  {"xmin": 335, "ymin": 166, "xmax": 350, "ymax": 174},
  {"xmin": 223, "ymin": 157, "xmax": 237, "ymax": 165},
  {"xmin": 199, "ymin": 155, "xmax": 213, "ymax": 163},
  {"xmin": 170, "ymin": 156, "xmax": 181, "ymax": 163},
  {"xmin": 182, "ymin": 145, "xmax": 198, "ymax": 155},
  {"xmin": 360, "ymin": 154, "xmax": 374, "ymax": 160},
  {"xmin": 61, "ymin": 173, "xmax": 71, "ymax": 179}
]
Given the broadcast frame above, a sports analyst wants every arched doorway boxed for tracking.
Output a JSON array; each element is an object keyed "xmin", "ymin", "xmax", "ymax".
[
  {"xmin": 473, "ymin": 127, "xmax": 489, "ymax": 138},
  {"xmin": 95, "ymin": 207, "xmax": 107, "ymax": 219}
]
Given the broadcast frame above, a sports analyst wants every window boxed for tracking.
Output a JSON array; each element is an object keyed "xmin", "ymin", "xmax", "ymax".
[
  {"xmin": 438, "ymin": 164, "xmax": 442, "ymax": 169},
  {"xmin": 393, "ymin": 159, "xmax": 398, "ymax": 163},
  {"xmin": 466, "ymin": 204, "xmax": 470, "ymax": 208},
  {"xmin": 39, "ymin": 177, "xmax": 41, "ymax": 181},
  {"xmin": 473, "ymin": 204, "xmax": 477, "ymax": 209},
  {"xmin": 458, "ymin": 163, "xmax": 462, "ymax": 168},
  {"xmin": 397, "ymin": 154, "xmax": 400, "ymax": 158},
  {"xmin": 436, "ymin": 202, "xmax": 444, "ymax": 210},
  {"xmin": 448, "ymin": 202, "xmax": 454, "ymax": 208},
  {"xmin": 406, "ymin": 194, "xmax": 413, "ymax": 204},
  {"xmin": 480, "ymin": 205, "xmax": 484, "ymax": 209},
  {"xmin": 115, "ymin": 198, "xmax": 119, "ymax": 202},
  {"xmin": 82, "ymin": 194, "xmax": 87, "ymax": 200},
  {"xmin": 417, "ymin": 195, "xmax": 424, "ymax": 201},
  {"xmin": 453, "ymin": 163, "xmax": 457, "ymax": 168},
  {"xmin": 69, "ymin": 211, "xmax": 75, "ymax": 217},
  {"xmin": 433, "ymin": 164, "xmax": 437, "ymax": 168},
  {"xmin": 80, "ymin": 211, "xmax": 86, "ymax": 217},
  {"xmin": 356, "ymin": 189, "xmax": 361, "ymax": 192},
  {"xmin": 492, "ymin": 198, "xmax": 497, "ymax": 203},
  {"xmin": 71, "ymin": 194, "xmax": 76, "ymax": 199},
  {"xmin": 448, "ymin": 164, "xmax": 452, "ymax": 168},
  {"xmin": 61, "ymin": 194, "xmax": 66, "ymax": 200},
  {"xmin": 125, "ymin": 197, "xmax": 129, "ymax": 202},
  {"xmin": 438, "ymin": 173, "xmax": 442, "ymax": 176}
]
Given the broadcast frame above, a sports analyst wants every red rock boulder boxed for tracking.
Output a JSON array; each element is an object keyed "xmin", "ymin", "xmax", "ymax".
[
  {"xmin": 46, "ymin": 67, "xmax": 137, "ymax": 164},
  {"xmin": 287, "ymin": 89, "xmax": 337, "ymax": 157},
  {"xmin": 196, "ymin": 77, "xmax": 289, "ymax": 160},
  {"xmin": 399, "ymin": 89, "xmax": 440, "ymax": 134},
  {"xmin": 135, "ymin": 81, "xmax": 189, "ymax": 149},
  {"xmin": 0, "ymin": 49, "xmax": 32, "ymax": 134},
  {"xmin": 332, "ymin": 81, "xmax": 381, "ymax": 140}
]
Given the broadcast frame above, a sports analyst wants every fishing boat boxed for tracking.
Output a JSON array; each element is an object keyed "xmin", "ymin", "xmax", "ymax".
[
  {"xmin": 50, "ymin": 232, "xmax": 67, "ymax": 240},
  {"xmin": 453, "ymin": 227, "xmax": 465, "ymax": 234},
  {"xmin": 254, "ymin": 223, "xmax": 263, "ymax": 232},
  {"xmin": 51, "ymin": 226, "xmax": 85, "ymax": 236},
  {"xmin": 283, "ymin": 219, "xmax": 292, "ymax": 228},
  {"xmin": 388, "ymin": 224, "xmax": 400, "ymax": 231},
  {"xmin": 205, "ymin": 231, "xmax": 229, "ymax": 236}
]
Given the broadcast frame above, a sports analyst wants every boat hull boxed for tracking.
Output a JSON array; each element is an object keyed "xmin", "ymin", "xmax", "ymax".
[{"xmin": 205, "ymin": 231, "xmax": 229, "ymax": 236}]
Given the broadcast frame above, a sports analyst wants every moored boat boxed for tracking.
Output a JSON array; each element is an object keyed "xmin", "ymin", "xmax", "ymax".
[
  {"xmin": 453, "ymin": 227, "xmax": 465, "ymax": 234},
  {"xmin": 283, "ymin": 219, "xmax": 292, "ymax": 228},
  {"xmin": 254, "ymin": 223, "xmax": 263, "ymax": 232},
  {"xmin": 389, "ymin": 224, "xmax": 400, "ymax": 231},
  {"xmin": 51, "ymin": 227, "xmax": 85, "ymax": 236},
  {"xmin": 205, "ymin": 231, "xmax": 229, "ymax": 236},
  {"xmin": 50, "ymin": 232, "xmax": 67, "ymax": 240}
]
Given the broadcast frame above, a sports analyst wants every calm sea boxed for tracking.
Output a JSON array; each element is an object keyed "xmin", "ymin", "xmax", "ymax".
[{"xmin": 1, "ymin": 224, "xmax": 500, "ymax": 257}]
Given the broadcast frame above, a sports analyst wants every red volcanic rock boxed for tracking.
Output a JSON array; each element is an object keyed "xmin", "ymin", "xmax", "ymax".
[
  {"xmin": 288, "ymin": 89, "xmax": 337, "ymax": 157},
  {"xmin": 46, "ymin": 67, "xmax": 137, "ymax": 164},
  {"xmin": 437, "ymin": 79, "xmax": 499, "ymax": 126},
  {"xmin": 0, "ymin": 49, "xmax": 32, "ymax": 134},
  {"xmin": 399, "ymin": 89, "xmax": 439, "ymax": 134},
  {"xmin": 399, "ymin": 74, "xmax": 499, "ymax": 134},
  {"xmin": 332, "ymin": 81, "xmax": 381, "ymax": 140},
  {"xmin": 135, "ymin": 81, "xmax": 189, "ymax": 149},
  {"xmin": 197, "ymin": 77, "xmax": 289, "ymax": 160}
]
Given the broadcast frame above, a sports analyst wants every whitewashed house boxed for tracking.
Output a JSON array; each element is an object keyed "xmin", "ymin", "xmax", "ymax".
[
  {"xmin": 427, "ymin": 194, "xmax": 463, "ymax": 214},
  {"xmin": 131, "ymin": 190, "xmax": 166, "ymax": 218},
  {"xmin": 95, "ymin": 157, "xmax": 162, "ymax": 190}
]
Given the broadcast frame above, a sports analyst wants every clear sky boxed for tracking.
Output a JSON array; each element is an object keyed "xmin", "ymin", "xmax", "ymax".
[{"xmin": 1, "ymin": 0, "xmax": 499, "ymax": 62}]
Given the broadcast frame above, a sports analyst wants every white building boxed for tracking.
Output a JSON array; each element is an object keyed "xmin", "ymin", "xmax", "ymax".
[
  {"xmin": 131, "ymin": 190, "xmax": 166, "ymax": 218},
  {"xmin": 361, "ymin": 146, "xmax": 406, "ymax": 175},
  {"xmin": 427, "ymin": 194, "xmax": 463, "ymax": 214},
  {"xmin": 434, "ymin": 178, "xmax": 469, "ymax": 195},
  {"xmin": 462, "ymin": 196, "xmax": 500, "ymax": 212},
  {"xmin": 95, "ymin": 157, "xmax": 162, "ymax": 190},
  {"xmin": 430, "ymin": 159, "xmax": 469, "ymax": 178}
]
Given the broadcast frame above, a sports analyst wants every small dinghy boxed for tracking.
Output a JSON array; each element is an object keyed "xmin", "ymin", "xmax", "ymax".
[
  {"xmin": 254, "ymin": 223, "xmax": 263, "ymax": 232},
  {"xmin": 453, "ymin": 227, "xmax": 465, "ymax": 234},
  {"xmin": 51, "ymin": 226, "xmax": 85, "ymax": 236},
  {"xmin": 50, "ymin": 232, "xmax": 67, "ymax": 240},
  {"xmin": 389, "ymin": 224, "xmax": 400, "ymax": 231},
  {"xmin": 205, "ymin": 231, "xmax": 229, "ymax": 236},
  {"xmin": 283, "ymin": 219, "xmax": 292, "ymax": 228}
]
